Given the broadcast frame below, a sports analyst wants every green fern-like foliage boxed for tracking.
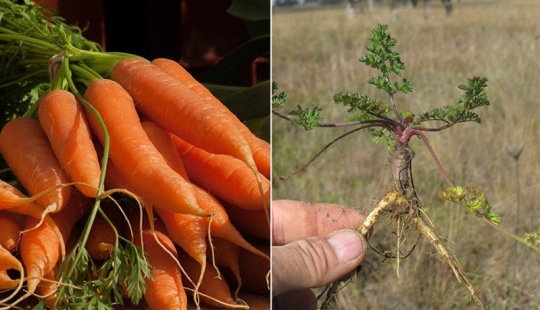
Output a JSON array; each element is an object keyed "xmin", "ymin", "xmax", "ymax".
[{"xmin": 417, "ymin": 77, "xmax": 490, "ymax": 125}]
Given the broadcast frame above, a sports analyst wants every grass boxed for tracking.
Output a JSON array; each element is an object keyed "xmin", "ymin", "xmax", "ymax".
[{"xmin": 272, "ymin": 0, "xmax": 540, "ymax": 308}]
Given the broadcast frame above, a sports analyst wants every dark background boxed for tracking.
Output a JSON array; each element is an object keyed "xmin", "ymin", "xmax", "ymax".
[{"xmin": 36, "ymin": 0, "xmax": 268, "ymax": 86}]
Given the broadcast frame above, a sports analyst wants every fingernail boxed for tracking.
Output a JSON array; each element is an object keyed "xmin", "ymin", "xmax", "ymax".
[{"xmin": 327, "ymin": 230, "xmax": 365, "ymax": 262}]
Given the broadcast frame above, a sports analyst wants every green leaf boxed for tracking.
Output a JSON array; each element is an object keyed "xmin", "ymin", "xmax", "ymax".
[
  {"xmin": 360, "ymin": 24, "xmax": 406, "ymax": 79},
  {"xmin": 333, "ymin": 91, "xmax": 389, "ymax": 116},
  {"xmin": 289, "ymin": 105, "xmax": 323, "ymax": 131},
  {"xmin": 272, "ymin": 81, "xmax": 288, "ymax": 108},
  {"xmin": 205, "ymin": 81, "xmax": 270, "ymax": 141},
  {"xmin": 395, "ymin": 78, "xmax": 413, "ymax": 94},
  {"xmin": 200, "ymin": 34, "xmax": 269, "ymax": 85},
  {"xmin": 245, "ymin": 116, "xmax": 270, "ymax": 142},
  {"xmin": 227, "ymin": 0, "xmax": 269, "ymax": 21},
  {"xmin": 441, "ymin": 186, "xmax": 500, "ymax": 225},
  {"xmin": 417, "ymin": 76, "xmax": 489, "ymax": 125},
  {"xmin": 371, "ymin": 76, "xmax": 395, "ymax": 94},
  {"xmin": 206, "ymin": 80, "xmax": 270, "ymax": 122}
]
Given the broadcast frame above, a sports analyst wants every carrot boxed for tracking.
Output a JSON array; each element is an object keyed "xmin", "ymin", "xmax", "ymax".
[
  {"xmin": 220, "ymin": 201, "xmax": 270, "ymax": 240},
  {"xmin": 110, "ymin": 58, "xmax": 258, "ymax": 176},
  {"xmin": 191, "ymin": 184, "xmax": 269, "ymax": 261},
  {"xmin": 0, "ymin": 244, "xmax": 23, "ymax": 290},
  {"xmin": 33, "ymin": 190, "xmax": 92, "ymax": 308},
  {"xmin": 94, "ymin": 139, "xmax": 161, "ymax": 255},
  {"xmin": 0, "ymin": 211, "xmax": 21, "ymax": 252},
  {"xmin": 35, "ymin": 268, "xmax": 57, "ymax": 309},
  {"xmin": 0, "ymin": 179, "xmax": 65, "ymax": 259},
  {"xmin": 19, "ymin": 189, "xmax": 91, "ymax": 303},
  {"xmin": 0, "ymin": 270, "xmax": 17, "ymax": 290},
  {"xmin": 177, "ymin": 248, "xmax": 246, "ymax": 309},
  {"xmin": 20, "ymin": 215, "xmax": 61, "ymax": 296},
  {"xmin": 0, "ymin": 179, "xmax": 55, "ymax": 220},
  {"xmin": 151, "ymin": 58, "xmax": 271, "ymax": 178},
  {"xmin": 37, "ymin": 89, "xmax": 102, "ymax": 198},
  {"xmin": 83, "ymin": 78, "xmax": 206, "ymax": 217},
  {"xmin": 140, "ymin": 121, "xmax": 189, "ymax": 182},
  {"xmin": 171, "ymin": 134, "xmax": 270, "ymax": 211},
  {"xmin": 0, "ymin": 117, "xmax": 71, "ymax": 213},
  {"xmin": 129, "ymin": 213, "xmax": 188, "ymax": 310},
  {"xmin": 143, "ymin": 124, "xmax": 267, "ymax": 262},
  {"xmin": 98, "ymin": 128, "xmax": 207, "ymax": 300},
  {"xmin": 141, "ymin": 120, "xmax": 207, "ymax": 270},
  {"xmin": 143, "ymin": 131, "xmax": 269, "ymax": 264},
  {"xmin": 0, "ymin": 245, "xmax": 24, "ymax": 309},
  {"xmin": 0, "ymin": 179, "xmax": 38, "ymax": 210},
  {"xmin": 155, "ymin": 208, "xmax": 207, "ymax": 285},
  {"xmin": 208, "ymin": 237, "xmax": 242, "ymax": 299}
]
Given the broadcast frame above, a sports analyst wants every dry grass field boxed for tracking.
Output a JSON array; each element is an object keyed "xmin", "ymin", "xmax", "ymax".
[{"xmin": 272, "ymin": 0, "xmax": 540, "ymax": 308}]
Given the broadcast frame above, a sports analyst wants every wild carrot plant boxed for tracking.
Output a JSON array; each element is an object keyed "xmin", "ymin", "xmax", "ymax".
[{"xmin": 273, "ymin": 24, "xmax": 540, "ymax": 310}]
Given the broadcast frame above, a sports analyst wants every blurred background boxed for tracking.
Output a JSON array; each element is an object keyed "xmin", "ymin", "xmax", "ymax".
[
  {"xmin": 272, "ymin": 0, "xmax": 540, "ymax": 308},
  {"xmin": 36, "ymin": 0, "xmax": 269, "ymax": 87}
]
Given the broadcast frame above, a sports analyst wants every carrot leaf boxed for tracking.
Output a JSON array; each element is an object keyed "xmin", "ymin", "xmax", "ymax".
[
  {"xmin": 272, "ymin": 81, "xmax": 288, "ymax": 109},
  {"xmin": 53, "ymin": 229, "xmax": 150, "ymax": 309},
  {"xmin": 416, "ymin": 77, "xmax": 489, "ymax": 125},
  {"xmin": 288, "ymin": 105, "xmax": 323, "ymax": 131},
  {"xmin": 0, "ymin": 0, "xmax": 138, "ymax": 130}
]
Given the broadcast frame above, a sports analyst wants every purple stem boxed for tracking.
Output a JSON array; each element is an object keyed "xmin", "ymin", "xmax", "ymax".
[
  {"xmin": 402, "ymin": 129, "xmax": 455, "ymax": 187},
  {"xmin": 389, "ymin": 92, "xmax": 404, "ymax": 124}
]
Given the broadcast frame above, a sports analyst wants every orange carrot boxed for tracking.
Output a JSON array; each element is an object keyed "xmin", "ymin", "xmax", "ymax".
[
  {"xmin": 140, "ymin": 121, "xmax": 189, "ymax": 182},
  {"xmin": 20, "ymin": 216, "xmax": 61, "ymax": 296},
  {"xmin": 141, "ymin": 120, "xmax": 207, "ymax": 273},
  {"xmin": 0, "ymin": 179, "xmax": 65, "ymax": 258},
  {"xmin": 20, "ymin": 189, "xmax": 91, "ymax": 300},
  {"xmin": 110, "ymin": 58, "xmax": 258, "ymax": 176},
  {"xmin": 35, "ymin": 190, "xmax": 92, "ymax": 308},
  {"xmin": 155, "ymin": 208, "xmax": 207, "ymax": 284},
  {"xmin": 0, "ymin": 244, "xmax": 23, "ymax": 290},
  {"xmin": 171, "ymin": 134, "xmax": 269, "ymax": 211},
  {"xmin": 36, "ymin": 268, "xmax": 58, "ymax": 309},
  {"xmin": 146, "ymin": 151, "xmax": 268, "ymax": 284},
  {"xmin": 98, "ymin": 127, "xmax": 207, "ymax": 297},
  {"xmin": 208, "ymin": 237, "xmax": 242, "ymax": 299},
  {"xmin": 95, "ymin": 140, "xmax": 160, "ymax": 248},
  {"xmin": 220, "ymin": 201, "xmax": 270, "ymax": 240},
  {"xmin": 151, "ymin": 58, "xmax": 271, "ymax": 178},
  {"xmin": 177, "ymin": 248, "xmax": 244, "ymax": 309},
  {"xmin": 0, "ymin": 179, "xmax": 38, "ymax": 210},
  {"xmin": 83, "ymin": 78, "xmax": 206, "ymax": 217},
  {"xmin": 0, "ymin": 117, "xmax": 71, "ymax": 213},
  {"xmin": 38, "ymin": 89, "xmax": 102, "ymax": 198},
  {"xmin": 0, "ymin": 179, "xmax": 54, "ymax": 220},
  {"xmin": 0, "ymin": 211, "xmax": 21, "ymax": 252},
  {"xmin": 130, "ymin": 214, "xmax": 188, "ymax": 310},
  {"xmin": 143, "ymin": 125, "xmax": 267, "ymax": 261},
  {"xmin": 191, "ymin": 184, "xmax": 269, "ymax": 261},
  {"xmin": 0, "ymin": 270, "xmax": 17, "ymax": 290}
]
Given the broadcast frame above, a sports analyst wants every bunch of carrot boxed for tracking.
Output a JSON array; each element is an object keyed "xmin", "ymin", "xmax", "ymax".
[
  {"xmin": 0, "ymin": 56, "xmax": 270, "ymax": 309},
  {"xmin": 0, "ymin": 1, "xmax": 270, "ymax": 309}
]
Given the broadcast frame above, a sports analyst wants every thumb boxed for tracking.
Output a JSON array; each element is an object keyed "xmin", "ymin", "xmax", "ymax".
[{"xmin": 272, "ymin": 229, "xmax": 367, "ymax": 296}]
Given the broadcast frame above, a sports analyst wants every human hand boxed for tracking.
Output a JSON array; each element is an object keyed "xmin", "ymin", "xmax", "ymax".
[{"xmin": 272, "ymin": 199, "xmax": 368, "ymax": 309}]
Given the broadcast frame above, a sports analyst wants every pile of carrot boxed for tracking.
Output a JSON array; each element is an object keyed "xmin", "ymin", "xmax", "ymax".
[{"xmin": 0, "ymin": 57, "xmax": 270, "ymax": 309}]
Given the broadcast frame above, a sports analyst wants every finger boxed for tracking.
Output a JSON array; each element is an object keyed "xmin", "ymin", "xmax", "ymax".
[
  {"xmin": 272, "ymin": 199, "xmax": 366, "ymax": 245},
  {"xmin": 273, "ymin": 289, "xmax": 317, "ymax": 310},
  {"xmin": 272, "ymin": 229, "xmax": 367, "ymax": 296}
]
